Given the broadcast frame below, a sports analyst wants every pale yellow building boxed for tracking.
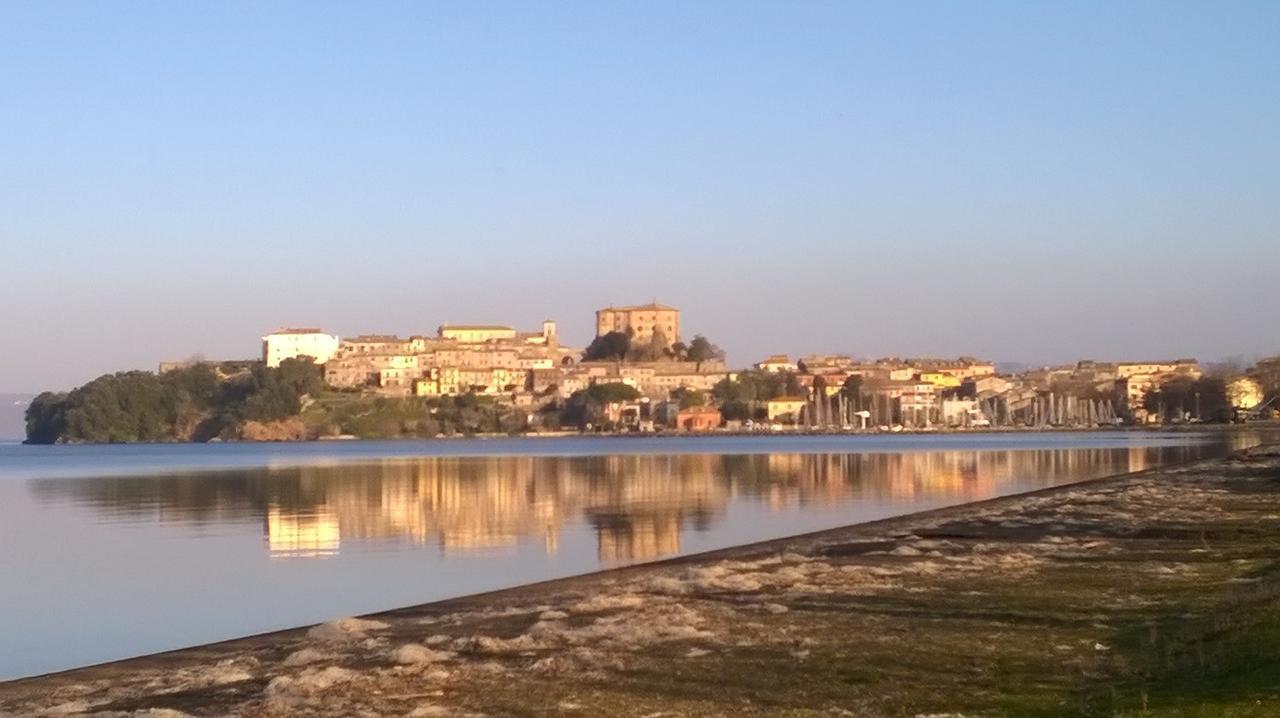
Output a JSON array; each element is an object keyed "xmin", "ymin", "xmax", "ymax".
[
  {"xmin": 262, "ymin": 328, "xmax": 341, "ymax": 368},
  {"xmin": 438, "ymin": 325, "xmax": 518, "ymax": 343},
  {"xmin": 767, "ymin": 397, "xmax": 808, "ymax": 422},
  {"xmin": 415, "ymin": 367, "xmax": 527, "ymax": 396},
  {"xmin": 1116, "ymin": 360, "xmax": 1200, "ymax": 380},
  {"xmin": 595, "ymin": 302, "xmax": 680, "ymax": 345}
]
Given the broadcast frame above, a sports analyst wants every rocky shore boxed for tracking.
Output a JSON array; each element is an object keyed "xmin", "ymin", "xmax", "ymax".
[{"xmin": 4, "ymin": 445, "xmax": 1280, "ymax": 717}]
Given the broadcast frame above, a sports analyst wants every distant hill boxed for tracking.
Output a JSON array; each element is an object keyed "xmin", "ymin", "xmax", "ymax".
[{"xmin": 0, "ymin": 394, "xmax": 32, "ymax": 441}]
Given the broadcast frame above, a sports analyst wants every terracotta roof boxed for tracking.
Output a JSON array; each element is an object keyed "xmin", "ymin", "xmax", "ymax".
[{"xmin": 440, "ymin": 325, "xmax": 515, "ymax": 331}]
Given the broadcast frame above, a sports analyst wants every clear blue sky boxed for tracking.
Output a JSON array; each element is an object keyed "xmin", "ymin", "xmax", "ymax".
[{"xmin": 2, "ymin": 1, "xmax": 1277, "ymax": 392}]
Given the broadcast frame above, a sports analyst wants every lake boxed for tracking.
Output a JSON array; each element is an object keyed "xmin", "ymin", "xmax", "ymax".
[{"xmin": 1, "ymin": 430, "xmax": 1276, "ymax": 680}]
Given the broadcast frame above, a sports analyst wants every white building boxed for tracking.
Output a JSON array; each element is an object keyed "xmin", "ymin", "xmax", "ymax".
[{"xmin": 262, "ymin": 328, "xmax": 341, "ymax": 368}]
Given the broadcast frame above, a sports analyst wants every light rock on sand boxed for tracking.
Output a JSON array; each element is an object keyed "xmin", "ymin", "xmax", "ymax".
[
  {"xmin": 44, "ymin": 701, "xmax": 96, "ymax": 716},
  {"xmin": 391, "ymin": 643, "xmax": 456, "ymax": 665},
  {"xmin": 570, "ymin": 593, "xmax": 646, "ymax": 613},
  {"xmin": 283, "ymin": 647, "xmax": 331, "ymax": 667},
  {"xmin": 306, "ymin": 617, "xmax": 391, "ymax": 642},
  {"xmin": 266, "ymin": 666, "xmax": 357, "ymax": 698},
  {"xmin": 642, "ymin": 576, "xmax": 691, "ymax": 595},
  {"xmin": 408, "ymin": 706, "xmax": 452, "ymax": 717},
  {"xmin": 196, "ymin": 664, "xmax": 253, "ymax": 686}
]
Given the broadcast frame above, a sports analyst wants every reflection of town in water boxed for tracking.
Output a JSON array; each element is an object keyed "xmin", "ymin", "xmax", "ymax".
[{"xmin": 31, "ymin": 444, "xmax": 1209, "ymax": 564}]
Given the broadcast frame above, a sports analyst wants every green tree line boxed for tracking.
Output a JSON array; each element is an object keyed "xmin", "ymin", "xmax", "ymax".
[{"xmin": 25, "ymin": 359, "xmax": 323, "ymax": 444}]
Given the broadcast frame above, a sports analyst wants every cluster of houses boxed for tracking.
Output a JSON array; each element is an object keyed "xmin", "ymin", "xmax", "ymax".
[
  {"xmin": 746, "ymin": 355, "xmax": 1273, "ymax": 430},
  {"xmin": 256, "ymin": 303, "xmax": 1277, "ymax": 432},
  {"xmin": 261, "ymin": 304, "xmax": 733, "ymax": 426}
]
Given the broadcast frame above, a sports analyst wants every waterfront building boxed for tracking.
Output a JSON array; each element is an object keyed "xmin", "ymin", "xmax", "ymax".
[
  {"xmin": 595, "ymin": 302, "xmax": 680, "ymax": 346},
  {"xmin": 766, "ymin": 396, "xmax": 807, "ymax": 423},
  {"xmin": 940, "ymin": 399, "xmax": 986, "ymax": 427},
  {"xmin": 676, "ymin": 405, "xmax": 722, "ymax": 431},
  {"xmin": 859, "ymin": 379, "xmax": 939, "ymax": 427},
  {"xmin": 261, "ymin": 328, "xmax": 341, "ymax": 368}
]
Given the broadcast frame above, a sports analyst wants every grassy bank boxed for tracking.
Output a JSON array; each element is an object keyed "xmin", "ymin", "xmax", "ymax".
[{"xmin": 4, "ymin": 446, "xmax": 1280, "ymax": 716}]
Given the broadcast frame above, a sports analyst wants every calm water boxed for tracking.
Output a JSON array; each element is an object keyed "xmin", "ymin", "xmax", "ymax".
[{"xmin": 1, "ymin": 431, "xmax": 1276, "ymax": 680}]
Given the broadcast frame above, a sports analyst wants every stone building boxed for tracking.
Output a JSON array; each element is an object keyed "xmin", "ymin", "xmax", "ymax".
[{"xmin": 595, "ymin": 302, "xmax": 680, "ymax": 346}]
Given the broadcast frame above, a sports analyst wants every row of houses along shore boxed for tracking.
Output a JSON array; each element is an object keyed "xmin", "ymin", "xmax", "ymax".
[{"xmin": 245, "ymin": 301, "xmax": 1279, "ymax": 432}]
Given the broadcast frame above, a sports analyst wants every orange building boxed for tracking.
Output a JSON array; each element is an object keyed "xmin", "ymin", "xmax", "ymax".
[{"xmin": 676, "ymin": 406, "xmax": 722, "ymax": 431}]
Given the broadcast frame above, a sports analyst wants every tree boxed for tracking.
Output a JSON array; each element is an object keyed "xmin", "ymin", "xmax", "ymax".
[
  {"xmin": 240, "ymin": 358, "xmax": 323, "ymax": 422},
  {"xmin": 686, "ymin": 335, "xmax": 724, "ymax": 369},
  {"xmin": 1144, "ymin": 376, "xmax": 1228, "ymax": 423},
  {"xmin": 561, "ymin": 382, "xmax": 641, "ymax": 428},
  {"xmin": 582, "ymin": 382, "xmax": 642, "ymax": 404},
  {"xmin": 24, "ymin": 358, "xmax": 328, "ymax": 444},
  {"xmin": 582, "ymin": 331, "xmax": 631, "ymax": 362},
  {"xmin": 841, "ymin": 375, "xmax": 863, "ymax": 409},
  {"xmin": 720, "ymin": 400, "xmax": 752, "ymax": 422},
  {"xmin": 25, "ymin": 392, "xmax": 67, "ymax": 444},
  {"xmin": 713, "ymin": 370, "xmax": 798, "ymax": 404},
  {"xmin": 674, "ymin": 388, "xmax": 707, "ymax": 409},
  {"xmin": 627, "ymin": 329, "xmax": 670, "ymax": 362}
]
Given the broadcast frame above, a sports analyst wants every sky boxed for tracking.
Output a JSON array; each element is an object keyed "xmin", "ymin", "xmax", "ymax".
[{"xmin": 1, "ymin": 1, "xmax": 1278, "ymax": 392}]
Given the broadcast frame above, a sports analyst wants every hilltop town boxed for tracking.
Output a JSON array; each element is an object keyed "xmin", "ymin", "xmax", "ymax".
[
  {"xmin": 22, "ymin": 301, "xmax": 1277, "ymax": 444},
  {"xmin": 248, "ymin": 302, "xmax": 1279, "ymax": 436}
]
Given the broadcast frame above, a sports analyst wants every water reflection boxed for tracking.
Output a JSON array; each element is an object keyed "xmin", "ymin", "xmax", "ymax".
[
  {"xmin": 29, "ymin": 443, "xmax": 1211, "ymax": 564},
  {"xmin": 9, "ymin": 432, "xmax": 1280, "ymax": 680}
]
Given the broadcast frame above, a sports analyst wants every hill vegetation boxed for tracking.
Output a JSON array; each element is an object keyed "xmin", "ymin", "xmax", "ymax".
[
  {"xmin": 24, "ymin": 359, "xmax": 325, "ymax": 444},
  {"xmin": 23, "ymin": 360, "xmax": 541, "ymax": 444}
]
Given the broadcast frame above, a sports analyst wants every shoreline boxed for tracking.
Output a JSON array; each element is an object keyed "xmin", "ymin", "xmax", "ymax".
[
  {"xmin": 5, "ymin": 443, "xmax": 1280, "ymax": 715},
  {"xmin": 16, "ymin": 418, "xmax": 1279, "ymax": 447}
]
